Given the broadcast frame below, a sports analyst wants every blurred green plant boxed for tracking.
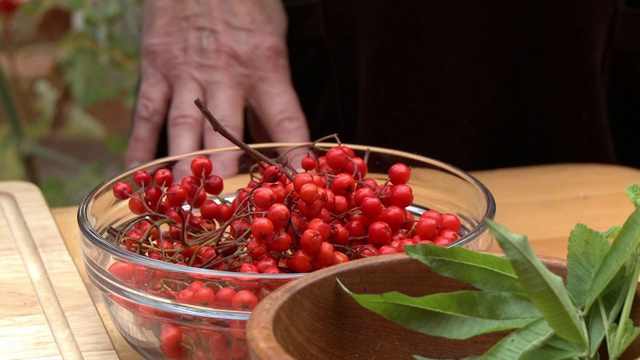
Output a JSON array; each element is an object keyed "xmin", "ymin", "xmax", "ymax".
[{"xmin": 0, "ymin": 0, "xmax": 142, "ymax": 206}]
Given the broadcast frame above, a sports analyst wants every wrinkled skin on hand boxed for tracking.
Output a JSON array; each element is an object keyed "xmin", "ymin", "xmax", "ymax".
[{"xmin": 126, "ymin": 0, "xmax": 310, "ymax": 170}]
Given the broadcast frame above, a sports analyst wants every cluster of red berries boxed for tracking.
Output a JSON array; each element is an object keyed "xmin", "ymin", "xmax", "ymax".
[{"xmin": 107, "ymin": 143, "xmax": 462, "ymax": 359}]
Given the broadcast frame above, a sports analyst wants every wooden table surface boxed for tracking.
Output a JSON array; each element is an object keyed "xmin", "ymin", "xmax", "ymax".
[{"xmin": 4, "ymin": 163, "xmax": 640, "ymax": 359}]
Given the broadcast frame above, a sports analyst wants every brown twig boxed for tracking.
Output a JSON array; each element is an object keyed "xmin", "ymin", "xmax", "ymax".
[{"xmin": 194, "ymin": 98, "xmax": 276, "ymax": 166}]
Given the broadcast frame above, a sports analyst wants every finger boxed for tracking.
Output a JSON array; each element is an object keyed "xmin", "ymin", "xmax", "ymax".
[
  {"xmin": 126, "ymin": 69, "xmax": 171, "ymax": 168},
  {"xmin": 166, "ymin": 79, "xmax": 206, "ymax": 157},
  {"xmin": 202, "ymin": 86, "xmax": 247, "ymax": 178},
  {"xmin": 250, "ymin": 75, "xmax": 310, "ymax": 144},
  {"xmin": 202, "ymin": 86, "xmax": 246, "ymax": 149},
  {"xmin": 249, "ymin": 74, "xmax": 310, "ymax": 170}
]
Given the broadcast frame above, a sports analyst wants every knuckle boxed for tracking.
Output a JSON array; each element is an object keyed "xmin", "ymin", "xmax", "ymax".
[
  {"xmin": 269, "ymin": 114, "xmax": 309, "ymax": 138},
  {"xmin": 169, "ymin": 113, "xmax": 203, "ymax": 128},
  {"xmin": 253, "ymin": 40, "xmax": 288, "ymax": 71},
  {"xmin": 215, "ymin": 116, "xmax": 244, "ymax": 135},
  {"xmin": 134, "ymin": 97, "xmax": 165, "ymax": 126}
]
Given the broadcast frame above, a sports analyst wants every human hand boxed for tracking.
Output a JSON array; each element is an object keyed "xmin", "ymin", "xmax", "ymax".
[{"xmin": 126, "ymin": 0, "xmax": 309, "ymax": 170}]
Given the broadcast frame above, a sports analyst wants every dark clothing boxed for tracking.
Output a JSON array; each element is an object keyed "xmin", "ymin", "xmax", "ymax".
[{"xmin": 284, "ymin": 0, "xmax": 640, "ymax": 171}]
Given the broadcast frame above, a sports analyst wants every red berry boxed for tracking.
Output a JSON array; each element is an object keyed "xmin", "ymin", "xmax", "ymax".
[
  {"xmin": 439, "ymin": 228, "xmax": 460, "ymax": 243},
  {"xmin": 288, "ymin": 250, "xmax": 313, "ymax": 272},
  {"xmin": 215, "ymin": 287, "xmax": 237, "ymax": 308},
  {"xmin": 344, "ymin": 156, "xmax": 368, "ymax": 178},
  {"xmin": 128, "ymin": 193, "xmax": 146, "ymax": 214},
  {"xmin": 153, "ymin": 168, "xmax": 173, "ymax": 186},
  {"xmin": 251, "ymin": 217, "xmax": 275, "ymax": 240},
  {"xmin": 360, "ymin": 196, "xmax": 384, "ymax": 220},
  {"xmin": 261, "ymin": 165, "xmax": 283, "ymax": 182},
  {"xmin": 247, "ymin": 239, "xmax": 269, "ymax": 258},
  {"xmin": 203, "ymin": 174, "xmax": 224, "ymax": 195},
  {"xmin": 200, "ymin": 199, "xmax": 220, "ymax": 220},
  {"xmin": 254, "ymin": 255, "xmax": 277, "ymax": 272},
  {"xmin": 314, "ymin": 242, "xmax": 336, "ymax": 268},
  {"xmin": 165, "ymin": 184, "xmax": 187, "ymax": 207},
  {"xmin": 421, "ymin": 209, "xmax": 444, "ymax": 228},
  {"xmin": 300, "ymin": 229, "xmax": 324, "ymax": 254},
  {"xmin": 307, "ymin": 218, "xmax": 331, "ymax": 241},
  {"xmin": 293, "ymin": 172, "xmax": 315, "ymax": 193},
  {"xmin": 353, "ymin": 186, "xmax": 377, "ymax": 206},
  {"xmin": 388, "ymin": 162, "xmax": 411, "ymax": 185},
  {"xmin": 367, "ymin": 221, "xmax": 392, "ymax": 246},
  {"xmin": 239, "ymin": 263, "xmax": 260, "ymax": 273},
  {"xmin": 192, "ymin": 286, "xmax": 216, "ymax": 305},
  {"xmin": 300, "ymin": 153, "xmax": 317, "ymax": 171},
  {"xmin": 415, "ymin": 216, "xmax": 439, "ymax": 240},
  {"xmin": 434, "ymin": 235, "xmax": 455, "ymax": 247},
  {"xmin": 180, "ymin": 175, "xmax": 201, "ymax": 198},
  {"xmin": 112, "ymin": 181, "xmax": 133, "ymax": 200},
  {"xmin": 379, "ymin": 205, "xmax": 406, "ymax": 231},
  {"xmin": 231, "ymin": 290, "xmax": 259, "ymax": 310},
  {"xmin": 218, "ymin": 203, "xmax": 234, "ymax": 222},
  {"xmin": 190, "ymin": 188, "xmax": 207, "ymax": 208},
  {"xmin": 263, "ymin": 265, "xmax": 284, "ymax": 274},
  {"xmin": 378, "ymin": 245, "xmax": 399, "ymax": 255},
  {"xmin": 345, "ymin": 217, "xmax": 367, "ymax": 238},
  {"xmin": 268, "ymin": 229, "xmax": 292, "ymax": 253},
  {"xmin": 133, "ymin": 170, "xmax": 152, "ymax": 188},
  {"xmin": 267, "ymin": 203, "xmax": 290, "ymax": 229},
  {"xmin": 325, "ymin": 146, "xmax": 350, "ymax": 171},
  {"xmin": 328, "ymin": 222, "xmax": 350, "ymax": 245},
  {"xmin": 160, "ymin": 324, "xmax": 183, "ymax": 349},
  {"xmin": 389, "ymin": 184, "xmax": 413, "ymax": 208},
  {"xmin": 190, "ymin": 156, "xmax": 213, "ymax": 177},
  {"xmin": 299, "ymin": 182, "xmax": 320, "ymax": 204},
  {"xmin": 252, "ymin": 186, "xmax": 276, "ymax": 209},
  {"xmin": 230, "ymin": 218, "xmax": 251, "ymax": 238},
  {"xmin": 332, "ymin": 195, "xmax": 350, "ymax": 215},
  {"xmin": 108, "ymin": 261, "xmax": 134, "ymax": 282},
  {"xmin": 331, "ymin": 173, "xmax": 356, "ymax": 197},
  {"xmin": 442, "ymin": 213, "xmax": 462, "ymax": 233},
  {"xmin": 333, "ymin": 251, "xmax": 350, "ymax": 265},
  {"xmin": 144, "ymin": 185, "xmax": 163, "ymax": 209}
]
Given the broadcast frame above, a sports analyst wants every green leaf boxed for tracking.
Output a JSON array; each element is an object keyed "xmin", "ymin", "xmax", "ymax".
[
  {"xmin": 606, "ymin": 248, "xmax": 640, "ymax": 359},
  {"xmin": 625, "ymin": 183, "xmax": 640, "ymax": 208},
  {"xmin": 531, "ymin": 334, "xmax": 587, "ymax": 360},
  {"xmin": 584, "ymin": 274, "xmax": 627, "ymax": 356},
  {"xmin": 608, "ymin": 319, "xmax": 640, "ymax": 359},
  {"xmin": 602, "ymin": 226, "xmax": 622, "ymax": 241},
  {"xmin": 0, "ymin": 60, "xmax": 25, "ymax": 142},
  {"xmin": 0, "ymin": 128, "xmax": 27, "ymax": 180},
  {"xmin": 340, "ymin": 279, "xmax": 540, "ymax": 340},
  {"xmin": 566, "ymin": 224, "xmax": 610, "ymax": 308},
  {"xmin": 405, "ymin": 244, "xmax": 524, "ymax": 293},
  {"xmin": 481, "ymin": 318, "xmax": 573, "ymax": 360},
  {"xmin": 58, "ymin": 33, "xmax": 137, "ymax": 106},
  {"xmin": 585, "ymin": 206, "xmax": 640, "ymax": 312},
  {"xmin": 485, "ymin": 219, "xmax": 588, "ymax": 347}
]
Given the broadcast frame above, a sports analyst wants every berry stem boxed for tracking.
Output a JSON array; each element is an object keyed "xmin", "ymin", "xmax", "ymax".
[{"xmin": 194, "ymin": 98, "xmax": 276, "ymax": 167}]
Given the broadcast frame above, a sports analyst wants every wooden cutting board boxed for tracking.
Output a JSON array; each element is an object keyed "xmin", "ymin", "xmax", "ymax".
[{"xmin": 0, "ymin": 181, "xmax": 118, "ymax": 359}]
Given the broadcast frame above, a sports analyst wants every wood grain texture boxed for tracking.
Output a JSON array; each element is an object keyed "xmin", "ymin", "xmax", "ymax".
[
  {"xmin": 0, "ymin": 181, "xmax": 118, "ymax": 359},
  {"xmin": 52, "ymin": 207, "xmax": 142, "ymax": 360},
  {"xmin": 474, "ymin": 163, "xmax": 640, "ymax": 257}
]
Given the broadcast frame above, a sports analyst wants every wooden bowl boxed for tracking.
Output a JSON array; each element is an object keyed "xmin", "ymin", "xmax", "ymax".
[{"xmin": 246, "ymin": 253, "xmax": 640, "ymax": 360}]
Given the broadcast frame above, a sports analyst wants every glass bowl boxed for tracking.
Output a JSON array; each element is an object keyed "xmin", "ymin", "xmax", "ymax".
[{"xmin": 78, "ymin": 142, "xmax": 495, "ymax": 360}]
